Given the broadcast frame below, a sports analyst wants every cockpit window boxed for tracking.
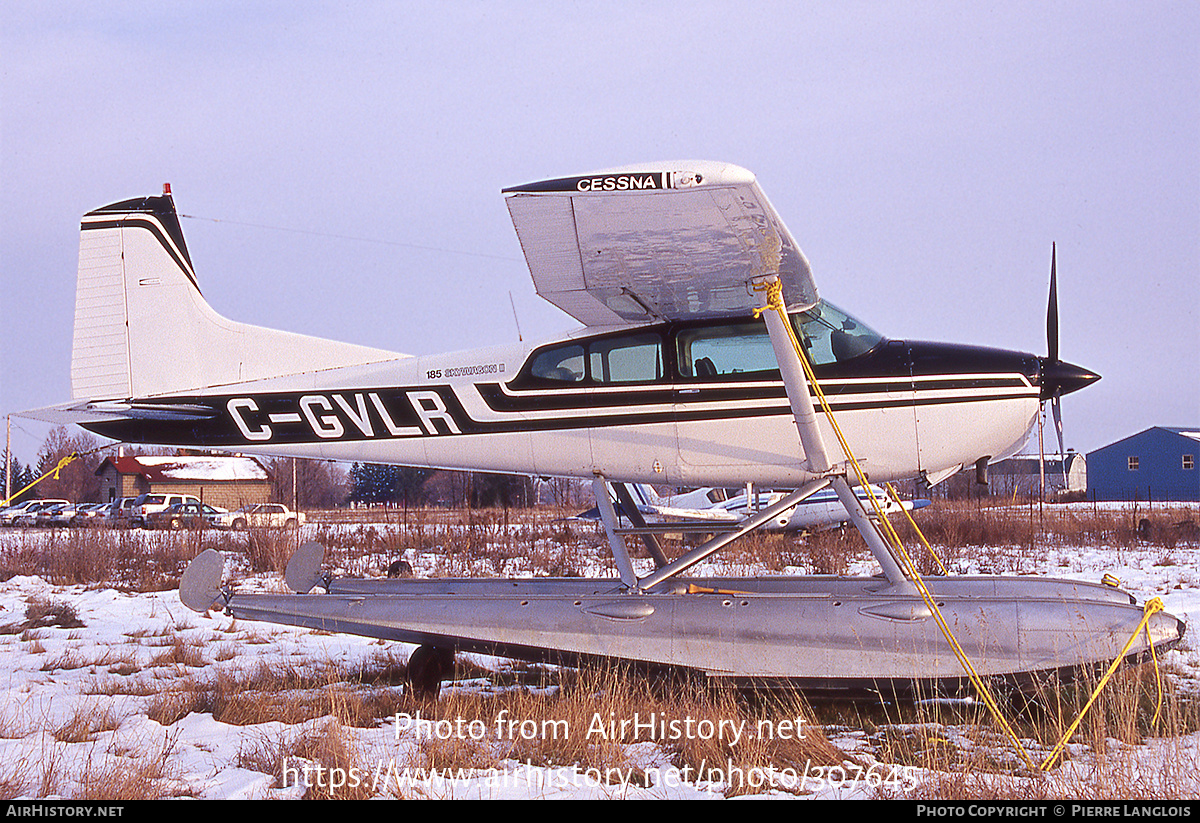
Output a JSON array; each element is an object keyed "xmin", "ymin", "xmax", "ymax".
[{"xmin": 676, "ymin": 299, "xmax": 883, "ymax": 378}]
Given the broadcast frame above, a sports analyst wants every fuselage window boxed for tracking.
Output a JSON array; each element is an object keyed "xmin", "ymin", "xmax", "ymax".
[
  {"xmin": 590, "ymin": 333, "xmax": 663, "ymax": 383},
  {"xmin": 519, "ymin": 300, "xmax": 882, "ymax": 387},
  {"xmin": 529, "ymin": 344, "xmax": 585, "ymax": 382},
  {"xmin": 523, "ymin": 334, "xmax": 663, "ymax": 385},
  {"xmin": 677, "ymin": 321, "xmax": 777, "ymax": 378}
]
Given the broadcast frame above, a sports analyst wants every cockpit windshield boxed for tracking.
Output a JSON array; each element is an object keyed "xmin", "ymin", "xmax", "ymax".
[{"xmin": 796, "ymin": 300, "xmax": 884, "ymax": 366}]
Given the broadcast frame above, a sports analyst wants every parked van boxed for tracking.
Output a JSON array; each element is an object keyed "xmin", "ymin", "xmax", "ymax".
[{"xmin": 106, "ymin": 497, "xmax": 139, "ymax": 528}]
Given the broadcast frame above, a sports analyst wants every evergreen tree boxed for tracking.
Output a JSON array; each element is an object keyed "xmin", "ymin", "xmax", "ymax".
[
  {"xmin": 349, "ymin": 463, "xmax": 432, "ymax": 505},
  {"xmin": 2, "ymin": 453, "xmax": 34, "ymax": 505},
  {"xmin": 350, "ymin": 462, "xmax": 392, "ymax": 504}
]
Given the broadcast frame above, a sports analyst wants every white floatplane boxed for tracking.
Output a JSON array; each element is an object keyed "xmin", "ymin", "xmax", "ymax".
[
  {"xmin": 29, "ymin": 162, "xmax": 1183, "ymax": 696},
  {"xmin": 576, "ymin": 482, "xmax": 930, "ymax": 534}
]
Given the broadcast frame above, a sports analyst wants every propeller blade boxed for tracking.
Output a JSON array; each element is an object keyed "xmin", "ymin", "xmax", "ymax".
[
  {"xmin": 1052, "ymin": 391, "xmax": 1068, "ymax": 488},
  {"xmin": 1046, "ymin": 242, "xmax": 1059, "ymax": 364}
]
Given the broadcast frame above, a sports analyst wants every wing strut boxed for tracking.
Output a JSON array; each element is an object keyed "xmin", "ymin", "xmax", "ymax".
[
  {"xmin": 757, "ymin": 284, "xmax": 832, "ymax": 474},
  {"xmin": 608, "ymin": 482, "xmax": 669, "ymax": 568},
  {"xmin": 592, "ymin": 477, "xmax": 639, "ymax": 588},
  {"xmin": 752, "ymin": 276, "xmax": 916, "ymax": 591}
]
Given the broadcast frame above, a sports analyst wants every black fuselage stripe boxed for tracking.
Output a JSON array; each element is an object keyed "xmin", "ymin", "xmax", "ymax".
[
  {"xmin": 476, "ymin": 378, "xmax": 1031, "ymax": 414},
  {"xmin": 82, "ymin": 385, "xmax": 1036, "ymax": 446}
]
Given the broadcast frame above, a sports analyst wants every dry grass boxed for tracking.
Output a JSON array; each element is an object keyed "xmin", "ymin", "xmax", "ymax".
[
  {"xmin": 839, "ymin": 662, "xmax": 1200, "ymax": 799},
  {"xmin": 244, "ymin": 526, "xmax": 301, "ymax": 573},
  {"xmin": 912, "ymin": 500, "xmax": 1198, "ymax": 554},
  {"xmin": 0, "ymin": 701, "xmax": 181, "ymax": 800},
  {"xmin": 373, "ymin": 663, "xmax": 850, "ymax": 797},
  {"xmin": 147, "ymin": 636, "xmax": 208, "ymax": 669},
  {"xmin": 2, "ymin": 501, "xmax": 1196, "ymax": 799},
  {"xmin": 278, "ymin": 719, "xmax": 374, "ymax": 799},
  {"xmin": 1, "ymin": 598, "xmax": 86, "ymax": 635},
  {"xmin": 73, "ymin": 729, "xmax": 185, "ymax": 800},
  {"xmin": 4, "ymin": 501, "xmax": 1189, "ymax": 589},
  {"xmin": 0, "ymin": 528, "xmax": 214, "ymax": 591},
  {"xmin": 143, "ymin": 651, "xmax": 409, "ymax": 729},
  {"xmin": 52, "ymin": 703, "xmax": 126, "ymax": 744}
]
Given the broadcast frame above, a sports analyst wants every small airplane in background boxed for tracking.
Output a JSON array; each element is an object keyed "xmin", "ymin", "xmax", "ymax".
[
  {"xmin": 578, "ymin": 482, "xmax": 930, "ymax": 533},
  {"xmin": 27, "ymin": 161, "xmax": 1182, "ymax": 697}
]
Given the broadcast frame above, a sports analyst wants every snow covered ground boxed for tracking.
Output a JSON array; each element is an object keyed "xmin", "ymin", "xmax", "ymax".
[{"xmin": 1, "ymin": 511, "xmax": 1198, "ymax": 800}]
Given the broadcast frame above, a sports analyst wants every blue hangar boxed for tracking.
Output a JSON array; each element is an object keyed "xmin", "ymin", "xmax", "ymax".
[{"xmin": 1087, "ymin": 427, "xmax": 1200, "ymax": 502}]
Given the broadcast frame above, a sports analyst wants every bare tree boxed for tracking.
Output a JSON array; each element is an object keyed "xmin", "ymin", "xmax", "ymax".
[
  {"xmin": 267, "ymin": 457, "xmax": 349, "ymax": 509},
  {"xmin": 34, "ymin": 426, "xmax": 103, "ymax": 501}
]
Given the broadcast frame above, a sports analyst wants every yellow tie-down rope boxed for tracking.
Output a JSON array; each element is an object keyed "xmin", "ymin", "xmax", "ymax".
[
  {"xmin": 752, "ymin": 279, "xmax": 1167, "ymax": 772},
  {"xmin": 2, "ymin": 451, "xmax": 82, "ymax": 508},
  {"xmin": 1, "ymin": 444, "xmax": 116, "ymax": 508},
  {"xmin": 885, "ymin": 481, "xmax": 948, "ymax": 575},
  {"xmin": 1039, "ymin": 597, "xmax": 1166, "ymax": 771}
]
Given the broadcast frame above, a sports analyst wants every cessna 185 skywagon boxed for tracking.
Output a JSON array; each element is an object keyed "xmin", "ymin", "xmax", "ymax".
[{"xmin": 32, "ymin": 161, "xmax": 1183, "ymax": 696}]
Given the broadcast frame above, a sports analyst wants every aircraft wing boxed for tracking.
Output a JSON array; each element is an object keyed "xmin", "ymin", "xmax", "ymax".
[
  {"xmin": 569, "ymin": 501, "xmax": 739, "ymax": 526},
  {"xmin": 503, "ymin": 161, "xmax": 818, "ymax": 326},
  {"xmin": 637, "ymin": 501, "xmax": 742, "ymax": 523}
]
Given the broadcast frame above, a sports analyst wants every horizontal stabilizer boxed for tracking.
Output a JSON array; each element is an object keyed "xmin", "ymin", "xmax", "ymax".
[{"xmin": 19, "ymin": 398, "xmax": 219, "ymax": 424}]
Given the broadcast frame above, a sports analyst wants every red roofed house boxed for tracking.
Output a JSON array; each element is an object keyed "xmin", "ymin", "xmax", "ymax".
[{"xmin": 95, "ymin": 454, "xmax": 273, "ymax": 510}]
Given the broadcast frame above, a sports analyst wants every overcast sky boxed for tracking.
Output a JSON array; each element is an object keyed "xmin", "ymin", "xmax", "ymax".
[{"xmin": 2, "ymin": 2, "xmax": 1196, "ymax": 468}]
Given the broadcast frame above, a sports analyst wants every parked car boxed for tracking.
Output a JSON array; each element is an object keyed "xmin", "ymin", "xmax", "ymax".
[
  {"xmin": 1, "ymin": 500, "xmax": 44, "ymax": 527},
  {"xmin": 129, "ymin": 493, "xmax": 202, "ymax": 528},
  {"xmin": 212, "ymin": 503, "xmax": 305, "ymax": 530},
  {"xmin": 89, "ymin": 501, "xmax": 119, "ymax": 527},
  {"xmin": 145, "ymin": 502, "xmax": 226, "ymax": 530},
  {"xmin": 9, "ymin": 499, "xmax": 70, "ymax": 527},
  {"xmin": 36, "ymin": 503, "xmax": 75, "ymax": 528},
  {"xmin": 58, "ymin": 502, "xmax": 109, "ymax": 527}
]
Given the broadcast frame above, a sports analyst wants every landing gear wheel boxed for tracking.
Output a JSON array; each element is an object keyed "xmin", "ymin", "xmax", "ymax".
[{"xmin": 407, "ymin": 645, "xmax": 454, "ymax": 699}]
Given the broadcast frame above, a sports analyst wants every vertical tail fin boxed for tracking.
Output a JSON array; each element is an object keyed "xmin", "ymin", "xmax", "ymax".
[{"xmin": 71, "ymin": 188, "xmax": 401, "ymax": 401}]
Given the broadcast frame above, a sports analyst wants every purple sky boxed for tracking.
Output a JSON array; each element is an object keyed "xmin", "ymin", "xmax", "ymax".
[{"xmin": 2, "ymin": 2, "xmax": 1196, "ymax": 468}]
